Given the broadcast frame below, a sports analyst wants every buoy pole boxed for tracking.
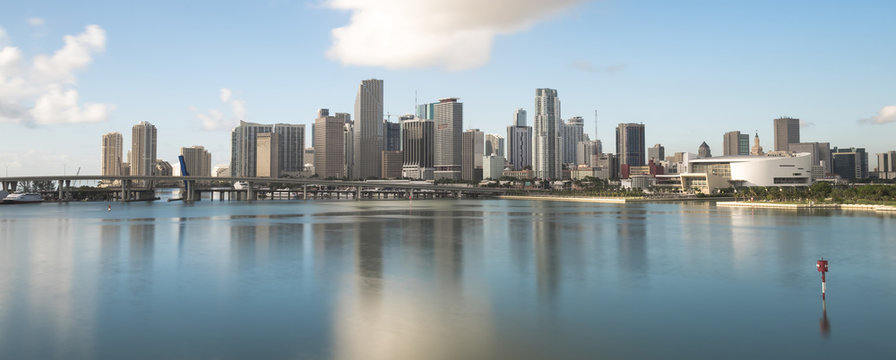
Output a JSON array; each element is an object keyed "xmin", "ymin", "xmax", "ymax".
[{"xmin": 816, "ymin": 258, "xmax": 829, "ymax": 300}]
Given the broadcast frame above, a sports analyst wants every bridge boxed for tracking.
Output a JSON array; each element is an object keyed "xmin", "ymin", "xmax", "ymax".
[{"xmin": 0, "ymin": 175, "xmax": 512, "ymax": 202}]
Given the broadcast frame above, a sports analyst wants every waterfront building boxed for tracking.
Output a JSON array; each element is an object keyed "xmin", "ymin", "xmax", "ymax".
[
  {"xmin": 381, "ymin": 151, "xmax": 403, "ymax": 179},
  {"xmin": 343, "ymin": 121, "xmax": 354, "ymax": 178},
  {"xmin": 875, "ymin": 151, "xmax": 896, "ymax": 179},
  {"xmin": 101, "ymin": 132, "xmax": 123, "ymax": 177},
  {"xmin": 502, "ymin": 169, "xmax": 535, "ymax": 179},
  {"xmin": 681, "ymin": 153, "xmax": 813, "ymax": 193},
  {"xmin": 506, "ymin": 111, "xmax": 532, "ymax": 171},
  {"xmin": 594, "ymin": 153, "xmax": 619, "ymax": 180},
  {"xmin": 774, "ymin": 117, "xmax": 800, "ymax": 152},
  {"xmin": 576, "ymin": 140, "xmax": 600, "ymax": 166},
  {"xmin": 314, "ymin": 109, "xmax": 345, "ymax": 179},
  {"xmin": 831, "ymin": 147, "xmax": 869, "ymax": 180},
  {"xmin": 723, "ymin": 131, "xmax": 750, "ymax": 156},
  {"xmin": 534, "ymin": 88, "xmax": 562, "ymax": 179},
  {"xmin": 698, "ymin": 141, "xmax": 712, "ymax": 158},
  {"xmin": 353, "ymin": 79, "xmax": 384, "ymax": 179},
  {"xmin": 179, "ymin": 146, "xmax": 212, "ymax": 176},
  {"xmin": 647, "ymin": 144, "xmax": 665, "ymax": 163},
  {"xmin": 462, "ymin": 129, "xmax": 484, "ymax": 182},
  {"xmin": 401, "ymin": 117, "xmax": 434, "ymax": 180},
  {"xmin": 256, "ymin": 132, "xmax": 280, "ymax": 178},
  {"xmin": 230, "ymin": 121, "xmax": 273, "ymax": 177},
  {"xmin": 615, "ymin": 123, "xmax": 645, "ymax": 168},
  {"xmin": 274, "ymin": 123, "xmax": 305, "ymax": 175},
  {"xmin": 562, "ymin": 116, "xmax": 584, "ymax": 165},
  {"xmin": 483, "ymin": 155, "xmax": 505, "ymax": 180},
  {"xmin": 433, "ymin": 98, "xmax": 463, "ymax": 180},
  {"xmin": 131, "ymin": 121, "xmax": 157, "ymax": 177}
]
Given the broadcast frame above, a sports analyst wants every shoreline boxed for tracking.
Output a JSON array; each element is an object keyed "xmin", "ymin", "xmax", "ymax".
[{"xmin": 717, "ymin": 201, "xmax": 896, "ymax": 212}]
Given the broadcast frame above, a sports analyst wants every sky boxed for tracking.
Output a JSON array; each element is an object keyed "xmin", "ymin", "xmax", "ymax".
[{"xmin": 1, "ymin": 0, "xmax": 894, "ymax": 176}]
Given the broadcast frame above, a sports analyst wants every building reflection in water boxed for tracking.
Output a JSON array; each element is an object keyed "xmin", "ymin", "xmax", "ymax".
[
  {"xmin": 616, "ymin": 214, "xmax": 647, "ymax": 277},
  {"xmin": 129, "ymin": 222, "xmax": 155, "ymax": 296},
  {"xmin": 230, "ymin": 221, "xmax": 304, "ymax": 272},
  {"xmin": 331, "ymin": 208, "xmax": 495, "ymax": 360}
]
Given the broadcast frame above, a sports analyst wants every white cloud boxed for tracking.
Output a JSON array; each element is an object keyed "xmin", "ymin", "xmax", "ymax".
[
  {"xmin": 27, "ymin": 18, "xmax": 45, "ymax": 27},
  {"xmin": 799, "ymin": 119, "xmax": 815, "ymax": 128},
  {"xmin": 869, "ymin": 105, "xmax": 896, "ymax": 124},
  {"xmin": 191, "ymin": 87, "xmax": 247, "ymax": 131},
  {"xmin": 325, "ymin": 0, "xmax": 587, "ymax": 70},
  {"xmin": 0, "ymin": 24, "xmax": 112, "ymax": 125}
]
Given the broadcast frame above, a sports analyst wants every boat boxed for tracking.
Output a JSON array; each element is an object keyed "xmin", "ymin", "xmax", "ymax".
[{"xmin": 1, "ymin": 193, "xmax": 43, "ymax": 204}]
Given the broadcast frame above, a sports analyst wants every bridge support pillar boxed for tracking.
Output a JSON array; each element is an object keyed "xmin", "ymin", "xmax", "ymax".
[
  {"xmin": 120, "ymin": 180, "xmax": 131, "ymax": 203},
  {"xmin": 303, "ymin": 185, "xmax": 308, "ymax": 200},
  {"xmin": 356, "ymin": 186, "xmax": 362, "ymax": 200},
  {"xmin": 246, "ymin": 182, "xmax": 254, "ymax": 201},
  {"xmin": 57, "ymin": 180, "xmax": 64, "ymax": 201}
]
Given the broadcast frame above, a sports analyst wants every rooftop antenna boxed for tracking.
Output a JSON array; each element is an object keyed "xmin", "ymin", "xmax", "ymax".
[{"xmin": 594, "ymin": 109, "xmax": 598, "ymax": 141}]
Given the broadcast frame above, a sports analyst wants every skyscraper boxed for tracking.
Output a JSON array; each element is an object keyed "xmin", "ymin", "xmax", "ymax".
[
  {"xmin": 647, "ymin": 144, "xmax": 665, "ymax": 163},
  {"xmin": 274, "ymin": 123, "xmax": 305, "ymax": 175},
  {"xmin": 562, "ymin": 116, "xmax": 584, "ymax": 165},
  {"xmin": 723, "ymin": 131, "xmax": 750, "ymax": 156},
  {"xmin": 534, "ymin": 88, "xmax": 561, "ymax": 180},
  {"xmin": 832, "ymin": 147, "xmax": 868, "ymax": 180},
  {"xmin": 789, "ymin": 142, "xmax": 832, "ymax": 174},
  {"xmin": 256, "ymin": 132, "xmax": 280, "ymax": 178},
  {"xmin": 230, "ymin": 121, "xmax": 273, "ymax": 177},
  {"xmin": 773, "ymin": 117, "xmax": 800, "ymax": 152},
  {"xmin": 698, "ymin": 141, "xmax": 712, "ymax": 158},
  {"xmin": 401, "ymin": 117, "xmax": 434, "ymax": 180},
  {"xmin": 513, "ymin": 108, "xmax": 527, "ymax": 127},
  {"xmin": 485, "ymin": 134, "xmax": 504, "ymax": 157},
  {"xmin": 314, "ymin": 109, "xmax": 345, "ymax": 179},
  {"xmin": 615, "ymin": 123, "xmax": 645, "ymax": 167},
  {"xmin": 180, "ymin": 146, "xmax": 212, "ymax": 176},
  {"xmin": 462, "ymin": 129, "xmax": 484, "ymax": 182},
  {"xmin": 131, "ymin": 121, "xmax": 157, "ymax": 177},
  {"xmin": 434, "ymin": 98, "xmax": 463, "ymax": 179},
  {"xmin": 353, "ymin": 79, "xmax": 384, "ymax": 179},
  {"xmin": 383, "ymin": 119, "xmax": 401, "ymax": 151},
  {"xmin": 101, "ymin": 132, "xmax": 123, "ymax": 176}
]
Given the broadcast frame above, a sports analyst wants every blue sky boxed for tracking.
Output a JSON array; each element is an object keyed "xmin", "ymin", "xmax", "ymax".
[{"xmin": 1, "ymin": 0, "xmax": 894, "ymax": 175}]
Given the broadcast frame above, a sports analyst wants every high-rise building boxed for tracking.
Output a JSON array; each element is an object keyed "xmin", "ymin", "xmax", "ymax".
[
  {"xmin": 131, "ymin": 121, "xmax": 157, "ymax": 177},
  {"xmin": 256, "ymin": 132, "xmax": 280, "ymax": 178},
  {"xmin": 485, "ymin": 134, "xmax": 505, "ymax": 158},
  {"xmin": 647, "ymin": 144, "xmax": 665, "ymax": 163},
  {"xmin": 101, "ymin": 132, "xmax": 123, "ymax": 176},
  {"xmin": 513, "ymin": 108, "xmax": 527, "ymax": 127},
  {"xmin": 274, "ymin": 123, "xmax": 305, "ymax": 175},
  {"xmin": 401, "ymin": 117, "xmax": 434, "ymax": 180},
  {"xmin": 615, "ymin": 123, "xmax": 645, "ymax": 167},
  {"xmin": 877, "ymin": 151, "xmax": 896, "ymax": 172},
  {"xmin": 381, "ymin": 151, "xmax": 403, "ymax": 179},
  {"xmin": 562, "ymin": 116, "xmax": 584, "ymax": 164},
  {"xmin": 383, "ymin": 119, "xmax": 401, "ymax": 151},
  {"xmin": 462, "ymin": 129, "xmax": 484, "ymax": 182},
  {"xmin": 434, "ymin": 98, "xmax": 463, "ymax": 179},
  {"xmin": 416, "ymin": 102, "xmax": 435, "ymax": 120},
  {"xmin": 534, "ymin": 88, "xmax": 561, "ymax": 179},
  {"xmin": 343, "ymin": 121, "xmax": 354, "ymax": 179},
  {"xmin": 789, "ymin": 142, "xmax": 832, "ymax": 174},
  {"xmin": 230, "ymin": 121, "xmax": 273, "ymax": 177},
  {"xmin": 154, "ymin": 160, "xmax": 173, "ymax": 177},
  {"xmin": 314, "ymin": 109, "xmax": 345, "ymax": 179},
  {"xmin": 180, "ymin": 146, "xmax": 212, "ymax": 176},
  {"xmin": 576, "ymin": 140, "xmax": 601, "ymax": 166},
  {"xmin": 832, "ymin": 147, "xmax": 868, "ymax": 180},
  {"xmin": 723, "ymin": 131, "xmax": 750, "ymax": 156},
  {"xmin": 698, "ymin": 141, "xmax": 712, "ymax": 158},
  {"xmin": 507, "ymin": 108, "xmax": 532, "ymax": 171},
  {"xmin": 353, "ymin": 79, "xmax": 384, "ymax": 179},
  {"xmin": 774, "ymin": 117, "xmax": 800, "ymax": 152},
  {"xmin": 483, "ymin": 155, "xmax": 505, "ymax": 180}
]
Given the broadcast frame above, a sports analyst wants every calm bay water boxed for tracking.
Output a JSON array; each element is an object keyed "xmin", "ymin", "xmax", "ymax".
[{"xmin": 1, "ymin": 199, "xmax": 895, "ymax": 359}]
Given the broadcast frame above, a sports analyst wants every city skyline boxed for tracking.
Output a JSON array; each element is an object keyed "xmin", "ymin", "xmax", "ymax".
[{"xmin": 1, "ymin": 1, "xmax": 895, "ymax": 176}]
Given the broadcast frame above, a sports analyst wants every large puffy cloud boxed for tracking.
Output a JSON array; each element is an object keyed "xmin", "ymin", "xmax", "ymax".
[
  {"xmin": 325, "ymin": 0, "xmax": 587, "ymax": 70},
  {"xmin": 0, "ymin": 24, "xmax": 113, "ymax": 125},
  {"xmin": 191, "ymin": 88, "xmax": 247, "ymax": 131},
  {"xmin": 866, "ymin": 105, "xmax": 896, "ymax": 124}
]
